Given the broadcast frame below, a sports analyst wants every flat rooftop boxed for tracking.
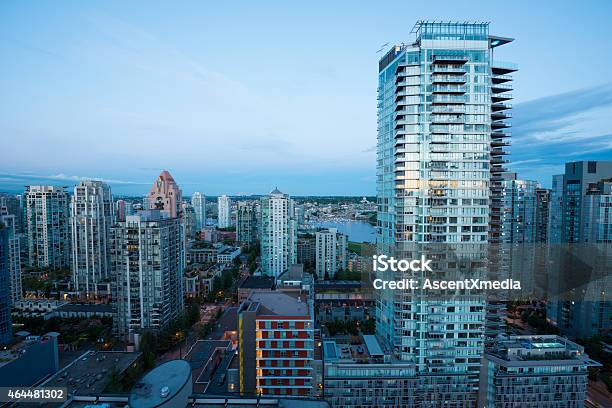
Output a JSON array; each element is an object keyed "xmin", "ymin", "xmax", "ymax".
[
  {"xmin": 486, "ymin": 335, "xmax": 602, "ymax": 366},
  {"xmin": 41, "ymin": 350, "xmax": 141, "ymax": 395},
  {"xmin": 239, "ymin": 276, "xmax": 275, "ymax": 290},
  {"xmin": 0, "ymin": 333, "xmax": 58, "ymax": 368},
  {"xmin": 183, "ymin": 340, "xmax": 232, "ymax": 393},
  {"xmin": 248, "ymin": 291, "xmax": 310, "ymax": 317}
]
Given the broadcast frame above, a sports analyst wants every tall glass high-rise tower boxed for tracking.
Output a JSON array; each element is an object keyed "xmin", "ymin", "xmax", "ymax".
[
  {"xmin": 70, "ymin": 180, "xmax": 114, "ymax": 297},
  {"xmin": 24, "ymin": 185, "xmax": 71, "ymax": 270},
  {"xmin": 260, "ymin": 188, "xmax": 297, "ymax": 278},
  {"xmin": 191, "ymin": 191, "xmax": 206, "ymax": 230},
  {"xmin": 376, "ymin": 21, "xmax": 514, "ymax": 404}
]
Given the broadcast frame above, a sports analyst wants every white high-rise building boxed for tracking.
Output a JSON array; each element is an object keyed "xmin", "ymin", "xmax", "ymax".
[
  {"xmin": 217, "ymin": 195, "xmax": 231, "ymax": 228},
  {"xmin": 111, "ymin": 210, "xmax": 185, "ymax": 339},
  {"xmin": 236, "ymin": 201, "xmax": 257, "ymax": 244},
  {"xmin": 24, "ymin": 185, "xmax": 71, "ymax": 269},
  {"xmin": 260, "ymin": 188, "xmax": 297, "ymax": 278},
  {"xmin": 0, "ymin": 209, "xmax": 22, "ymax": 304},
  {"xmin": 376, "ymin": 21, "xmax": 515, "ymax": 403},
  {"xmin": 315, "ymin": 228, "xmax": 347, "ymax": 279},
  {"xmin": 191, "ymin": 192, "xmax": 206, "ymax": 230},
  {"xmin": 70, "ymin": 180, "xmax": 114, "ymax": 296}
]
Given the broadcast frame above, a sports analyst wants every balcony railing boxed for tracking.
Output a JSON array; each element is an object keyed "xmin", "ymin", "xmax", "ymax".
[
  {"xmin": 432, "ymin": 105, "xmax": 465, "ymax": 114},
  {"xmin": 432, "ymin": 85, "xmax": 467, "ymax": 94},
  {"xmin": 491, "ymin": 94, "xmax": 513, "ymax": 102},
  {"xmin": 433, "ymin": 55, "xmax": 468, "ymax": 64},
  {"xmin": 432, "ymin": 95, "xmax": 466, "ymax": 104},
  {"xmin": 432, "ymin": 74, "xmax": 467, "ymax": 84},
  {"xmin": 431, "ymin": 115, "xmax": 465, "ymax": 124},
  {"xmin": 432, "ymin": 65, "xmax": 466, "ymax": 74}
]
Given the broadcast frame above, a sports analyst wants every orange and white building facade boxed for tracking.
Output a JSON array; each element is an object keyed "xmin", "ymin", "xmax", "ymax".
[{"xmin": 239, "ymin": 291, "xmax": 314, "ymax": 397}]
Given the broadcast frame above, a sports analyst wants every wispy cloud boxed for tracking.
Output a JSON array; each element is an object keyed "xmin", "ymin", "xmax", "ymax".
[
  {"xmin": 511, "ymin": 83, "xmax": 612, "ymax": 186},
  {"xmin": 0, "ymin": 172, "xmax": 145, "ymax": 185}
]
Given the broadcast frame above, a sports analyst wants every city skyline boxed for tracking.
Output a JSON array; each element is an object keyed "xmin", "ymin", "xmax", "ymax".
[
  {"xmin": 1, "ymin": 4, "xmax": 611, "ymax": 405},
  {"xmin": 2, "ymin": 0, "xmax": 612, "ymax": 195}
]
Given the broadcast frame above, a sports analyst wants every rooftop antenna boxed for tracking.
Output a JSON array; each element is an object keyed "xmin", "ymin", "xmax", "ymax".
[{"xmin": 376, "ymin": 42, "xmax": 390, "ymax": 54}]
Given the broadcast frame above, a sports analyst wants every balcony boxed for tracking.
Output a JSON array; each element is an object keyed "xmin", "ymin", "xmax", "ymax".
[
  {"xmin": 491, "ymin": 83, "xmax": 513, "ymax": 93},
  {"xmin": 491, "ymin": 139, "xmax": 511, "ymax": 147},
  {"xmin": 491, "ymin": 148, "xmax": 510, "ymax": 156},
  {"xmin": 492, "ymin": 93, "xmax": 513, "ymax": 102},
  {"xmin": 491, "ymin": 111, "xmax": 512, "ymax": 120},
  {"xmin": 432, "ymin": 95, "xmax": 465, "ymax": 104},
  {"xmin": 432, "ymin": 74, "xmax": 467, "ymax": 84},
  {"xmin": 491, "ymin": 131, "xmax": 511, "ymax": 139},
  {"xmin": 491, "ymin": 102, "xmax": 512, "ymax": 112},
  {"xmin": 431, "ymin": 114, "xmax": 464, "ymax": 124},
  {"xmin": 430, "ymin": 125, "xmax": 459, "ymax": 134},
  {"xmin": 491, "ymin": 74, "xmax": 512, "ymax": 84},
  {"xmin": 395, "ymin": 118, "xmax": 418, "ymax": 127},
  {"xmin": 432, "ymin": 65, "xmax": 466, "ymax": 74},
  {"xmin": 491, "ymin": 121, "xmax": 510, "ymax": 129},
  {"xmin": 433, "ymin": 55, "xmax": 468, "ymax": 64},
  {"xmin": 490, "ymin": 156, "xmax": 508, "ymax": 164},
  {"xmin": 432, "ymin": 105, "xmax": 465, "ymax": 114},
  {"xmin": 432, "ymin": 84, "xmax": 466, "ymax": 94}
]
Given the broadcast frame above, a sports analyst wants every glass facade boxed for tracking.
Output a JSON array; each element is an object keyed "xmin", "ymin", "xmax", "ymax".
[
  {"xmin": 70, "ymin": 180, "xmax": 114, "ymax": 296},
  {"xmin": 0, "ymin": 224, "xmax": 12, "ymax": 344},
  {"xmin": 260, "ymin": 189, "xmax": 297, "ymax": 278},
  {"xmin": 24, "ymin": 186, "xmax": 71, "ymax": 270},
  {"xmin": 376, "ymin": 21, "xmax": 515, "ymax": 404}
]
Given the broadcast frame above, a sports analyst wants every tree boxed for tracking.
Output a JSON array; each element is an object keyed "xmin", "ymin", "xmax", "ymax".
[
  {"xmin": 139, "ymin": 331, "xmax": 156, "ymax": 369},
  {"xmin": 222, "ymin": 269, "xmax": 233, "ymax": 289},
  {"xmin": 188, "ymin": 301, "xmax": 200, "ymax": 326},
  {"xmin": 212, "ymin": 276, "xmax": 222, "ymax": 292}
]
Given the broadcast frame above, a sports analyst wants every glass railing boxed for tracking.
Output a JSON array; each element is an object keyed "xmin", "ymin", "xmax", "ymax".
[
  {"xmin": 491, "ymin": 83, "xmax": 513, "ymax": 90},
  {"xmin": 432, "ymin": 65, "xmax": 467, "ymax": 73},
  {"xmin": 432, "ymin": 95, "xmax": 466, "ymax": 103},
  {"xmin": 432, "ymin": 85, "xmax": 467, "ymax": 93},
  {"xmin": 432, "ymin": 106, "xmax": 465, "ymax": 113},
  {"xmin": 432, "ymin": 75, "xmax": 467, "ymax": 83},
  {"xmin": 492, "ymin": 93, "xmax": 513, "ymax": 99}
]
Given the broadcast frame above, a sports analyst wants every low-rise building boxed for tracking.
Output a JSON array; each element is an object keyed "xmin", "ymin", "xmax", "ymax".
[
  {"xmin": 13, "ymin": 299, "xmax": 67, "ymax": 318},
  {"xmin": 184, "ymin": 264, "xmax": 224, "ymax": 298},
  {"xmin": 0, "ymin": 332, "xmax": 59, "ymax": 386},
  {"xmin": 201, "ymin": 227, "xmax": 237, "ymax": 244},
  {"xmin": 239, "ymin": 291, "xmax": 315, "ymax": 397},
  {"xmin": 480, "ymin": 335, "xmax": 600, "ymax": 407},
  {"xmin": 315, "ymin": 281, "xmax": 374, "ymax": 323},
  {"xmin": 217, "ymin": 245, "xmax": 241, "ymax": 264},
  {"xmin": 42, "ymin": 350, "xmax": 142, "ymax": 395},
  {"xmin": 52, "ymin": 303, "xmax": 114, "ymax": 319},
  {"xmin": 277, "ymin": 264, "xmax": 313, "ymax": 297},
  {"xmin": 186, "ymin": 243, "xmax": 241, "ymax": 265},
  {"xmin": 187, "ymin": 242, "xmax": 217, "ymax": 264},
  {"xmin": 13, "ymin": 300, "xmax": 114, "ymax": 320},
  {"xmin": 323, "ymin": 334, "xmax": 417, "ymax": 407}
]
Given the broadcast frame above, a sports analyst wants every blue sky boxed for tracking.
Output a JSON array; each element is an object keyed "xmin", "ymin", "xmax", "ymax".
[{"xmin": 1, "ymin": 0, "xmax": 612, "ymax": 196}]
